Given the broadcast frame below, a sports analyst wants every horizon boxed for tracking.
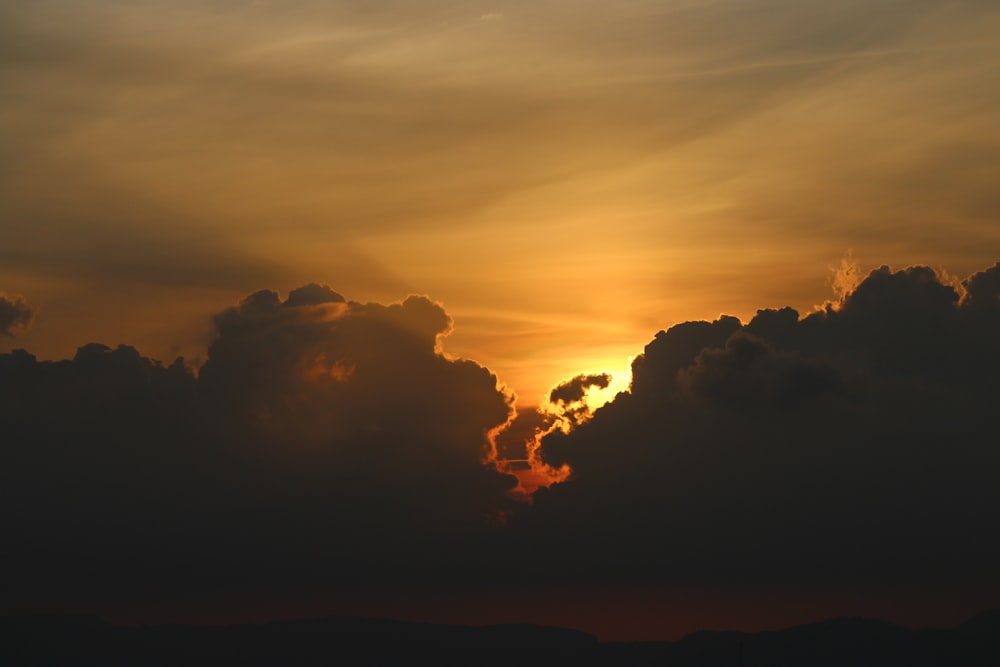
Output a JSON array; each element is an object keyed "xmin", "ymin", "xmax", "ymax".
[{"xmin": 10, "ymin": 603, "xmax": 1000, "ymax": 637}]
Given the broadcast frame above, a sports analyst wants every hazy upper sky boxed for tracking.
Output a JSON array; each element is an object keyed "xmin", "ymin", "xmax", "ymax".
[{"xmin": 3, "ymin": 0, "xmax": 1000, "ymax": 401}]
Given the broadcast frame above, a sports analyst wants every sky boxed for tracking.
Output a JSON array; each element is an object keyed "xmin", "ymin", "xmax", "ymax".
[{"xmin": 2, "ymin": 0, "xmax": 1000, "ymax": 641}]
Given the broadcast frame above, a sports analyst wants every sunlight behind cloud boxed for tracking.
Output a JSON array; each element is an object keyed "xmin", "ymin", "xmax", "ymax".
[{"xmin": 580, "ymin": 363, "xmax": 633, "ymax": 410}]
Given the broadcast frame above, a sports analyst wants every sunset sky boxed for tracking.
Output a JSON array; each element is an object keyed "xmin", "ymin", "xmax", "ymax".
[
  {"xmin": 5, "ymin": 0, "xmax": 1000, "ymax": 402},
  {"xmin": 3, "ymin": 0, "xmax": 1000, "ymax": 641}
]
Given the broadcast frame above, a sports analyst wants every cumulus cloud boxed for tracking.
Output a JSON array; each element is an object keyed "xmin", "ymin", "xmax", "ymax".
[
  {"xmin": 963, "ymin": 261, "xmax": 1000, "ymax": 310},
  {"xmin": 0, "ymin": 292, "xmax": 35, "ymax": 337},
  {"xmin": 0, "ymin": 288, "xmax": 516, "ymax": 609},
  {"xmin": 675, "ymin": 333, "xmax": 842, "ymax": 410},
  {"xmin": 3, "ymin": 263, "xmax": 1000, "ymax": 619},
  {"xmin": 525, "ymin": 261, "xmax": 1000, "ymax": 598}
]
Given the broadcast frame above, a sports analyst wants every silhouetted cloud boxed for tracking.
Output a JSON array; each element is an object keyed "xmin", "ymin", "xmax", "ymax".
[
  {"xmin": 0, "ymin": 293, "xmax": 35, "ymax": 337},
  {"xmin": 963, "ymin": 261, "xmax": 1000, "ymax": 310},
  {"xmin": 526, "ymin": 262, "xmax": 1000, "ymax": 598},
  {"xmin": 2, "ymin": 263, "xmax": 999, "ymax": 623},
  {"xmin": 0, "ymin": 288, "xmax": 516, "ymax": 609},
  {"xmin": 549, "ymin": 373, "xmax": 611, "ymax": 405}
]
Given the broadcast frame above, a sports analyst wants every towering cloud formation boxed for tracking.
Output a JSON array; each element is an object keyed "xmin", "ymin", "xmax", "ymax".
[
  {"xmin": 2, "ymin": 264, "xmax": 999, "ymax": 624},
  {"xmin": 200, "ymin": 284, "xmax": 511, "ymax": 455},
  {"xmin": 0, "ymin": 287, "xmax": 516, "ymax": 609},
  {"xmin": 0, "ymin": 293, "xmax": 35, "ymax": 337},
  {"xmin": 526, "ymin": 263, "xmax": 1000, "ymax": 599}
]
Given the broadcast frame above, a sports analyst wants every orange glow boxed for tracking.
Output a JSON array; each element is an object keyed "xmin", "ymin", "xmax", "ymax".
[
  {"xmin": 491, "ymin": 366, "xmax": 633, "ymax": 498},
  {"xmin": 487, "ymin": 409, "xmax": 569, "ymax": 499}
]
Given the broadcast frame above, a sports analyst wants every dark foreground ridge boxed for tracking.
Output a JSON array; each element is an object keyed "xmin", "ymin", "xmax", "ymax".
[{"xmin": 2, "ymin": 609, "xmax": 998, "ymax": 666}]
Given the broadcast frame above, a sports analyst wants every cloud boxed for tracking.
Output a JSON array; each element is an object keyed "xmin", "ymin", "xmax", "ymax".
[
  {"xmin": 3, "ymin": 262, "xmax": 999, "ymax": 621},
  {"xmin": 535, "ymin": 372, "xmax": 614, "ymax": 442},
  {"xmin": 675, "ymin": 333, "xmax": 842, "ymax": 410},
  {"xmin": 549, "ymin": 373, "xmax": 611, "ymax": 405},
  {"xmin": 0, "ymin": 293, "xmax": 36, "ymax": 337},
  {"xmin": 3, "ymin": 0, "xmax": 998, "ymax": 386},
  {"xmin": 963, "ymin": 261, "xmax": 1000, "ymax": 310},
  {"xmin": 525, "ymin": 261, "xmax": 1000, "ymax": 597},
  {"xmin": 0, "ymin": 288, "xmax": 516, "ymax": 608}
]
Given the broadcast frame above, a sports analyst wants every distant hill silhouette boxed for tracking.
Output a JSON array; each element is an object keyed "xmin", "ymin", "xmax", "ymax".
[{"xmin": 1, "ymin": 610, "xmax": 997, "ymax": 665}]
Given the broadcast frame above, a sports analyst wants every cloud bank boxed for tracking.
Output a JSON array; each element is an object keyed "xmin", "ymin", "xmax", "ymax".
[
  {"xmin": 1, "ymin": 287, "xmax": 515, "ymax": 608},
  {"xmin": 525, "ymin": 262, "xmax": 1000, "ymax": 597},
  {"xmin": 2, "ymin": 261, "xmax": 999, "ymax": 620}
]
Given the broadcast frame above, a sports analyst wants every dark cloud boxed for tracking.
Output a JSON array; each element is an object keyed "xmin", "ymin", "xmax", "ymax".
[
  {"xmin": 492, "ymin": 407, "xmax": 549, "ymax": 461},
  {"xmin": 0, "ymin": 289, "xmax": 516, "ymax": 610},
  {"xmin": 3, "ymin": 263, "xmax": 999, "ymax": 623},
  {"xmin": 283, "ymin": 283, "xmax": 346, "ymax": 307},
  {"xmin": 0, "ymin": 292, "xmax": 35, "ymax": 337},
  {"xmin": 963, "ymin": 261, "xmax": 1000, "ymax": 311},
  {"xmin": 675, "ymin": 333, "xmax": 842, "ymax": 410},
  {"xmin": 527, "ymin": 262, "xmax": 1000, "ymax": 600}
]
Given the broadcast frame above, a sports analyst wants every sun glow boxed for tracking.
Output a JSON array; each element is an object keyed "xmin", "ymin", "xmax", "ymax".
[
  {"xmin": 541, "ymin": 360, "xmax": 635, "ymax": 417},
  {"xmin": 576, "ymin": 362, "xmax": 633, "ymax": 412},
  {"xmin": 492, "ymin": 360, "xmax": 636, "ymax": 499}
]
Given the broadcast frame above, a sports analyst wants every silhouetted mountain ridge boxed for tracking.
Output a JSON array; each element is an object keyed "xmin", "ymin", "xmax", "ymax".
[
  {"xmin": 957, "ymin": 609, "xmax": 1000, "ymax": 635},
  {"xmin": 1, "ymin": 610, "xmax": 997, "ymax": 665}
]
